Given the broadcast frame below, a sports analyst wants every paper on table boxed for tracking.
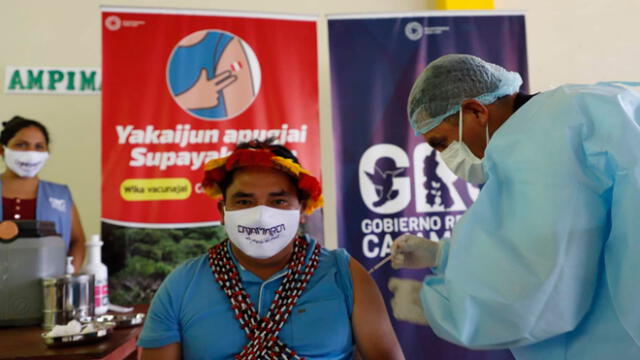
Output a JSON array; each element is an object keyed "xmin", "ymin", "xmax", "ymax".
[
  {"xmin": 108, "ymin": 303, "xmax": 134, "ymax": 313},
  {"xmin": 45, "ymin": 320, "xmax": 85, "ymax": 337}
]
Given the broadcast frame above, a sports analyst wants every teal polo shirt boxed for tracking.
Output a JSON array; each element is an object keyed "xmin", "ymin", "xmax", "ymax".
[{"xmin": 138, "ymin": 236, "xmax": 355, "ymax": 359}]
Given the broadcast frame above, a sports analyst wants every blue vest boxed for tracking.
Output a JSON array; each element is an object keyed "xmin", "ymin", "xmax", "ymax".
[{"xmin": 0, "ymin": 179, "xmax": 73, "ymax": 249}]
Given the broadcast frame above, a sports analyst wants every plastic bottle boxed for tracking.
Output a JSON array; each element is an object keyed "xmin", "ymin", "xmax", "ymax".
[
  {"xmin": 66, "ymin": 256, "xmax": 75, "ymax": 274},
  {"xmin": 81, "ymin": 234, "xmax": 109, "ymax": 315}
]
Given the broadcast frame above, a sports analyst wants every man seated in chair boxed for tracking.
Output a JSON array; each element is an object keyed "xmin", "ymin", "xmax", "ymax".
[{"xmin": 138, "ymin": 139, "xmax": 404, "ymax": 360}]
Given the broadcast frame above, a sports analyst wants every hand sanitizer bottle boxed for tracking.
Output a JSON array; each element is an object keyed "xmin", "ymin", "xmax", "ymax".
[{"xmin": 81, "ymin": 234, "xmax": 109, "ymax": 315}]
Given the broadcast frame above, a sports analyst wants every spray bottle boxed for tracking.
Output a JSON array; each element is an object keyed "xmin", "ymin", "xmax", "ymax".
[
  {"xmin": 81, "ymin": 234, "xmax": 109, "ymax": 315},
  {"xmin": 66, "ymin": 256, "xmax": 75, "ymax": 274}
]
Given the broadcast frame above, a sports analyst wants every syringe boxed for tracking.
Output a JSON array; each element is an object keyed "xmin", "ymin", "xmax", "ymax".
[{"xmin": 367, "ymin": 255, "xmax": 392, "ymax": 274}]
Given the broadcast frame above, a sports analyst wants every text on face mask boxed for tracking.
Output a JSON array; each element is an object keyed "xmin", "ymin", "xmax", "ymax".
[{"xmin": 237, "ymin": 224, "xmax": 286, "ymax": 237}]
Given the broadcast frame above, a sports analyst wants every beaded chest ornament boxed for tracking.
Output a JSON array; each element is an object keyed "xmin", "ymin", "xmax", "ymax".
[{"xmin": 208, "ymin": 237, "xmax": 321, "ymax": 360}]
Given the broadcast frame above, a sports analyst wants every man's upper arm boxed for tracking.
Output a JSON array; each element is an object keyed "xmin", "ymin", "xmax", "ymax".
[
  {"xmin": 350, "ymin": 258, "xmax": 405, "ymax": 360},
  {"xmin": 141, "ymin": 342, "xmax": 181, "ymax": 360}
]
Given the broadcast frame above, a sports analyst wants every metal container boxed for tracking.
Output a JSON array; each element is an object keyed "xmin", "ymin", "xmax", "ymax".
[
  {"xmin": 0, "ymin": 221, "xmax": 65, "ymax": 327},
  {"xmin": 41, "ymin": 274, "xmax": 95, "ymax": 330}
]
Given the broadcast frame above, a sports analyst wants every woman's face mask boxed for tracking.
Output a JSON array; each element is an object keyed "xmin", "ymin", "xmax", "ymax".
[
  {"xmin": 439, "ymin": 109, "xmax": 489, "ymax": 184},
  {"xmin": 3, "ymin": 147, "xmax": 49, "ymax": 178},
  {"xmin": 224, "ymin": 205, "xmax": 300, "ymax": 259}
]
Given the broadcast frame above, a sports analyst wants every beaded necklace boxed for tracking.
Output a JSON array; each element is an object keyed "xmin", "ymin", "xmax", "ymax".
[{"xmin": 208, "ymin": 237, "xmax": 321, "ymax": 360}]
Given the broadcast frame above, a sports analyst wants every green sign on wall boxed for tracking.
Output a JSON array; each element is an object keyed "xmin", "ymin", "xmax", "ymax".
[{"xmin": 4, "ymin": 66, "xmax": 101, "ymax": 94}]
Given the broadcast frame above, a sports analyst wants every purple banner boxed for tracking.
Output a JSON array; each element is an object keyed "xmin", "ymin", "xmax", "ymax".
[{"xmin": 328, "ymin": 13, "xmax": 528, "ymax": 359}]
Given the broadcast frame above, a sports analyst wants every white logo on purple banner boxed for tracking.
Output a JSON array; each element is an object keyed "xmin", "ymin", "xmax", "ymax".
[{"xmin": 358, "ymin": 143, "xmax": 479, "ymax": 258}]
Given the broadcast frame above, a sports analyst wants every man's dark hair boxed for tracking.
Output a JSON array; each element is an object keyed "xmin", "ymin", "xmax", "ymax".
[
  {"xmin": 235, "ymin": 138, "xmax": 300, "ymax": 163},
  {"xmin": 1, "ymin": 115, "xmax": 50, "ymax": 146},
  {"xmin": 219, "ymin": 138, "xmax": 307, "ymax": 201}
]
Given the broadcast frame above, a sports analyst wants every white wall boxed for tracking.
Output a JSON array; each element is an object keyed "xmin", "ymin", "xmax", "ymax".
[
  {"xmin": 1, "ymin": 0, "xmax": 638, "ymax": 249},
  {"xmin": 500, "ymin": 0, "xmax": 640, "ymax": 91}
]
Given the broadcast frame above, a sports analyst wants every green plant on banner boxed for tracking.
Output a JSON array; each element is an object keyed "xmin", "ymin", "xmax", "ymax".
[{"xmin": 102, "ymin": 224, "xmax": 227, "ymax": 305}]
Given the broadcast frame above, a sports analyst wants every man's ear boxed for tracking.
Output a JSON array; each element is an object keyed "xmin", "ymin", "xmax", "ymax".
[
  {"xmin": 217, "ymin": 199, "xmax": 225, "ymax": 224},
  {"xmin": 461, "ymin": 99, "xmax": 489, "ymax": 127},
  {"xmin": 299, "ymin": 201, "xmax": 306, "ymax": 225}
]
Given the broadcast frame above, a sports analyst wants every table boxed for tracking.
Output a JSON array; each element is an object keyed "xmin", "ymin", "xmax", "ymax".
[{"xmin": 0, "ymin": 305, "xmax": 147, "ymax": 360}]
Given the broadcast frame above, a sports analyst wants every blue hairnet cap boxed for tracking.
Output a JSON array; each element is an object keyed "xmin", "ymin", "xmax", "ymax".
[{"xmin": 408, "ymin": 54, "xmax": 523, "ymax": 134}]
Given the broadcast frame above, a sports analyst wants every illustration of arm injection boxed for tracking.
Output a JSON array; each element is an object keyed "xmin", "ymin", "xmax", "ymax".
[
  {"xmin": 213, "ymin": 61, "xmax": 242, "ymax": 86},
  {"xmin": 230, "ymin": 60, "xmax": 243, "ymax": 72}
]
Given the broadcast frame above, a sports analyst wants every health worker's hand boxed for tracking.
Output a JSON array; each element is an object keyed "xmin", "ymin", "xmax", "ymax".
[
  {"xmin": 388, "ymin": 277, "xmax": 428, "ymax": 326},
  {"xmin": 390, "ymin": 234, "xmax": 441, "ymax": 269}
]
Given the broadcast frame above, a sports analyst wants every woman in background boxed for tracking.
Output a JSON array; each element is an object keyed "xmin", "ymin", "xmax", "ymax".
[{"xmin": 0, "ymin": 115, "xmax": 85, "ymax": 270}]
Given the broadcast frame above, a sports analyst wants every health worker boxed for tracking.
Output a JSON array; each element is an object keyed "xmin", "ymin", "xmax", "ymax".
[
  {"xmin": 0, "ymin": 115, "xmax": 86, "ymax": 270},
  {"xmin": 390, "ymin": 54, "xmax": 640, "ymax": 360}
]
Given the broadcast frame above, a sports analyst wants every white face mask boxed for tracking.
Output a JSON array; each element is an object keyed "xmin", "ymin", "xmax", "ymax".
[
  {"xmin": 440, "ymin": 109, "xmax": 489, "ymax": 185},
  {"xmin": 224, "ymin": 205, "xmax": 300, "ymax": 259},
  {"xmin": 3, "ymin": 147, "xmax": 49, "ymax": 178}
]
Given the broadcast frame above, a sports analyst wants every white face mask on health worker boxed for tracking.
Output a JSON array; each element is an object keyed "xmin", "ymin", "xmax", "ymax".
[
  {"xmin": 224, "ymin": 205, "xmax": 300, "ymax": 259},
  {"xmin": 3, "ymin": 147, "xmax": 49, "ymax": 178},
  {"xmin": 439, "ymin": 109, "xmax": 489, "ymax": 185}
]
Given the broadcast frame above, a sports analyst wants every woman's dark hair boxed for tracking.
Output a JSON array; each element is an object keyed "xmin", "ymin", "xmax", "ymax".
[
  {"xmin": 219, "ymin": 138, "xmax": 306, "ymax": 201},
  {"xmin": 1, "ymin": 115, "xmax": 50, "ymax": 146}
]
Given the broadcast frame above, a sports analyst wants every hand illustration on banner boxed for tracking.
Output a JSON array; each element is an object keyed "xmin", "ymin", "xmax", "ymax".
[
  {"xmin": 167, "ymin": 29, "xmax": 262, "ymax": 120},
  {"xmin": 175, "ymin": 69, "xmax": 237, "ymax": 110}
]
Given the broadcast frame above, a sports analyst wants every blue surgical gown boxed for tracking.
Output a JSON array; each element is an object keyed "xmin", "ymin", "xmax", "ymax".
[{"xmin": 421, "ymin": 82, "xmax": 640, "ymax": 359}]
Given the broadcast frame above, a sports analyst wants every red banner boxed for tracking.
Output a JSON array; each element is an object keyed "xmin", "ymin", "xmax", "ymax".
[{"xmin": 101, "ymin": 8, "xmax": 319, "ymax": 227}]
